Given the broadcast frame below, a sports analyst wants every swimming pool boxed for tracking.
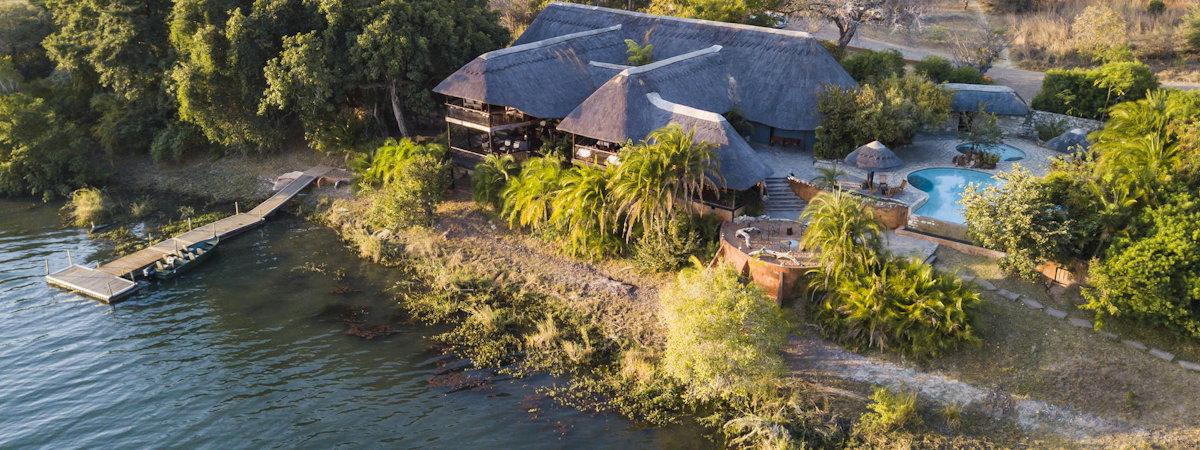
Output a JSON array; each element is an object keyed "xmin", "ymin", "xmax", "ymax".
[
  {"xmin": 956, "ymin": 142, "xmax": 1026, "ymax": 161},
  {"xmin": 907, "ymin": 168, "xmax": 999, "ymax": 224}
]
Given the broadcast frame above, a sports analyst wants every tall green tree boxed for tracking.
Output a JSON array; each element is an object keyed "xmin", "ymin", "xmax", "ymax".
[
  {"xmin": 168, "ymin": 0, "xmax": 314, "ymax": 151},
  {"xmin": 44, "ymin": 0, "xmax": 174, "ymax": 103},
  {"xmin": 0, "ymin": 93, "xmax": 96, "ymax": 200},
  {"xmin": 259, "ymin": 0, "xmax": 508, "ymax": 151},
  {"xmin": 0, "ymin": 0, "xmax": 53, "ymax": 81}
]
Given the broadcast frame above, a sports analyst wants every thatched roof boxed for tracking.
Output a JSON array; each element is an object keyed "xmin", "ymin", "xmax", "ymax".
[
  {"xmin": 435, "ymin": 2, "xmax": 853, "ymax": 189},
  {"xmin": 437, "ymin": 2, "xmax": 854, "ymax": 128},
  {"xmin": 557, "ymin": 46, "xmax": 769, "ymax": 189},
  {"xmin": 1046, "ymin": 128, "xmax": 1090, "ymax": 153},
  {"xmin": 844, "ymin": 141, "xmax": 903, "ymax": 170},
  {"xmin": 512, "ymin": 2, "xmax": 854, "ymax": 130},
  {"xmin": 944, "ymin": 83, "xmax": 1030, "ymax": 116},
  {"xmin": 433, "ymin": 25, "xmax": 627, "ymax": 119}
]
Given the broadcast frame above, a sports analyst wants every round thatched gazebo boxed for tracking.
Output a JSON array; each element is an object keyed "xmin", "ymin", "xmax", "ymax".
[{"xmin": 844, "ymin": 140, "xmax": 903, "ymax": 185}]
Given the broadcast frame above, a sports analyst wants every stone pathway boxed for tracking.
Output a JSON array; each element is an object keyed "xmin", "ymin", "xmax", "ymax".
[
  {"xmin": 963, "ymin": 274, "xmax": 1200, "ymax": 375},
  {"xmin": 785, "ymin": 336, "xmax": 1140, "ymax": 440}
]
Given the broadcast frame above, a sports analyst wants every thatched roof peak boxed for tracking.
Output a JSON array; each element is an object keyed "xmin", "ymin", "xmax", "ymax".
[
  {"xmin": 481, "ymin": 24, "xmax": 622, "ymax": 61},
  {"xmin": 646, "ymin": 92, "xmax": 725, "ymax": 123},
  {"xmin": 621, "ymin": 45, "xmax": 722, "ymax": 77}
]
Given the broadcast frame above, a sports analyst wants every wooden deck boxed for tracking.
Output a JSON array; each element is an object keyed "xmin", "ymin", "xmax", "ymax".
[{"xmin": 45, "ymin": 166, "xmax": 335, "ymax": 303}]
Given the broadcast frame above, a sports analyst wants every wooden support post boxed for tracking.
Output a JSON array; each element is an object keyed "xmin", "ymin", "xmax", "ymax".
[
  {"xmin": 45, "ymin": 258, "xmax": 50, "ymax": 275},
  {"xmin": 67, "ymin": 250, "xmax": 72, "ymax": 266},
  {"xmin": 235, "ymin": 202, "xmax": 240, "ymax": 215}
]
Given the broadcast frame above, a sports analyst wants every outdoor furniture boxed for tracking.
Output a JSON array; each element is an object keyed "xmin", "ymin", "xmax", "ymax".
[
  {"xmin": 885, "ymin": 180, "xmax": 908, "ymax": 197},
  {"xmin": 845, "ymin": 141, "xmax": 903, "ymax": 187}
]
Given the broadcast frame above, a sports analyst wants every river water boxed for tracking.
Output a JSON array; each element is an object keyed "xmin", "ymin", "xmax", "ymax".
[{"xmin": 0, "ymin": 200, "xmax": 705, "ymax": 449}]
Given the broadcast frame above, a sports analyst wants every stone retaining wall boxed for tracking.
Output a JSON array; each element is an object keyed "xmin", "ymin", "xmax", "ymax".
[{"xmin": 786, "ymin": 178, "xmax": 909, "ymax": 229}]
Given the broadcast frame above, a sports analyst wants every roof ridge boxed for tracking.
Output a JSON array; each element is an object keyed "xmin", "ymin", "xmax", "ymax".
[
  {"xmin": 547, "ymin": 2, "xmax": 814, "ymax": 39},
  {"xmin": 620, "ymin": 45, "xmax": 722, "ymax": 77},
  {"xmin": 482, "ymin": 24, "xmax": 622, "ymax": 60},
  {"xmin": 645, "ymin": 92, "xmax": 725, "ymax": 124}
]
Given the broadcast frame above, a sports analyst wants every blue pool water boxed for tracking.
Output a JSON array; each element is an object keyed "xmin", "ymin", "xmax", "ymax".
[
  {"xmin": 907, "ymin": 168, "xmax": 999, "ymax": 224},
  {"xmin": 956, "ymin": 142, "xmax": 1026, "ymax": 161}
]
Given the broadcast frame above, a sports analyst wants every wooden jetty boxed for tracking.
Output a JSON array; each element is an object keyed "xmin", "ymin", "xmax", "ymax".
[{"xmin": 46, "ymin": 166, "xmax": 340, "ymax": 303}]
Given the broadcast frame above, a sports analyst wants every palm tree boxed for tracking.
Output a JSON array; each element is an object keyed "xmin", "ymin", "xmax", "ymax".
[
  {"xmin": 814, "ymin": 166, "xmax": 846, "ymax": 191},
  {"xmin": 500, "ymin": 157, "xmax": 563, "ymax": 230},
  {"xmin": 551, "ymin": 164, "xmax": 621, "ymax": 259},
  {"xmin": 608, "ymin": 124, "xmax": 719, "ymax": 240},
  {"xmin": 1092, "ymin": 90, "xmax": 1197, "ymax": 209},
  {"xmin": 357, "ymin": 138, "xmax": 447, "ymax": 188},
  {"xmin": 800, "ymin": 190, "xmax": 884, "ymax": 287},
  {"xmin": 473, "ymin": 154, "xmax": 519, "ymax": 210}
]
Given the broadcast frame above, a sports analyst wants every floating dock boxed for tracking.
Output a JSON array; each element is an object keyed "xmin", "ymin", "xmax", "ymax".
[{"xmin": 46, "ymin": 166, "xmax": 342, "ymax": 303}]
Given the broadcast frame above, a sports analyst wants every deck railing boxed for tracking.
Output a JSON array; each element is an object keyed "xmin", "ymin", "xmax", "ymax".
[
  {"xmin": 572, "ymin": 144, "xmax": 621, "ymax": 166},
  {"xmin": 445, "ymin": 103, "xmax": 530, "ymax": 128}
]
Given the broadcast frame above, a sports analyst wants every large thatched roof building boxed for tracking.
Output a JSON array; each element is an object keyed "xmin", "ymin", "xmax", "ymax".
[{"xmin": 433, "ymin": 2, "xmax": 854, "ymax": 208}]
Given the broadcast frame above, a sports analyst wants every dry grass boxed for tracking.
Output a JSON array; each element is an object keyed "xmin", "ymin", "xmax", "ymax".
[
  {"xmin": 927, "ymin": 247, "xmax": 1200, "ymax": 445},
  {"xmin": 1004, "ymin": 0, "xmax": 1194, "ymax": 71}
]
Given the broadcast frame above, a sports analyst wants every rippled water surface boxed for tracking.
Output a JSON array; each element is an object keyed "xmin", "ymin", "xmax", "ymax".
[{"xmin": 0, "ymin": 200, "xmax": 704, "ymax": 449}]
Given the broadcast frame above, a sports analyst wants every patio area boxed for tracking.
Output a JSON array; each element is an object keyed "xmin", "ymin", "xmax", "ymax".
[{"xmin": 751, "ymin": 132, "xmax": 1060, "ymax": 214}]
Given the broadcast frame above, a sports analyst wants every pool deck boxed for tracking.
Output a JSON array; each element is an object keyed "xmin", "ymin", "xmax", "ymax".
[{"xmin": 752, "ymin": 133, "xmax": 1059, "ymax": 219}]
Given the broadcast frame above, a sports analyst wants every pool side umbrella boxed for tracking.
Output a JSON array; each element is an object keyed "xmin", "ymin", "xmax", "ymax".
[
  {"xmin": 1046, "ymin": 128, "xmax": 1090, "ymax": 154},
  {"xmin": 844, "ymin": 141, "xmax": 903, "ymax": 186}
]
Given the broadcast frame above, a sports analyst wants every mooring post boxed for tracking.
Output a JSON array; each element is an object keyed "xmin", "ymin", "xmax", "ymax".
[
  {"xmin": 67, "ymin": 250, "xmax": 72, "ymax": 266},
  {"xmin": 45, "ymin": 258, "xmax": 49, "ymax": 275}
]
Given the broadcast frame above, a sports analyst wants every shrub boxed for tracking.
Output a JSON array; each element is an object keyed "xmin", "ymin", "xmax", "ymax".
[
  {"xmin": 659, "ymin": 263, "xmax": 789, "ymax": 401},
  {"xmin": 608, "ymin": 124, "xmax": 717, "ymax": 239},
  {"xmin": 624, "ymin": 38, "xmax": 653, "ymax": 66},
  {"xmin": 1031, "ymin": 61, "xmax": 1158, "ymax": 120},
  {"xmin": 501, "ymin": 156, "xmax": 564, "ymax": 230},
  {"xmin": 819, "ymin": 258, "xmax": 980, "ymax": 357},
  {"xmin": 913, "ymin": 56, "xmax": 986, "ymax": 84},
  {"xmin": 68, "ymin": 187, "xmax": 107, "ymax": 228},
  {"xmin": 1185, "ymin": 7, "xmax": 1200, "ymax": 55},
  {"xmin": 550, "ymin": 164, "xmax": 622, "ymax": 260},
  {"xmin": 801, "ymin": 191, "xmax": 884, "ymax": 284},
  {"xmin": 1035, "ymin": 119, "xmax": 1068, "ymax": 142},
  {"xmin": 90, "ymin": 94, "xmax": 164, "ymax": 155},
  {"xmin": 364, "ymin": 153, "xmax": 450, "ymax": 230},
  {"xmin": 962, "ymin": 166, "xmax": 1086, "ymax": 279},
  {"xmin": 814, "ymin": 85, "xmax": 861, "ymax": 159},
  {"xmin": 632, "ymin": 215, "xmax": 717, "ymax": 272},
  {"xmin": 959, "ymin": 110, "xmax": 1003, "ymax": 151},
  {"xmin": 472, "ymin": 154, "xmax": 519, "ymax": 211},
  {"xmin": 840, "ymin": 49, "xmax": 905, "ymax": 83},
  {"xmin": 1070, "ymin": 5, "xmax": 1129, "ymax": 62},
  {"xmin": 856, "ymin": 387, "xmax": 920, "ymax": 436},
  {"xmin": 150, "ymin": 121, "xmax": 211, "ymax": 162},
  {"xmin": 1147, "ymin": 0, "xmax": 1165, "ymax": 15},
  {"xmin": 355, "ymin": 138, "xmax": 448, "ymax": 189},
  {"xmin": 814, "ymin": 74, "xmax": 952, "ymax": 159},
  {"xmin": 1084, "ymin": 194, "xmax": 1200, "ymax": 338}
]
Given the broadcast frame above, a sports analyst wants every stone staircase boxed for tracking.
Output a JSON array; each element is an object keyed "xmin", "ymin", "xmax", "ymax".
[{"xmin": 762, "ymin": 177, "xmax": 806, "ymax": 220}]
